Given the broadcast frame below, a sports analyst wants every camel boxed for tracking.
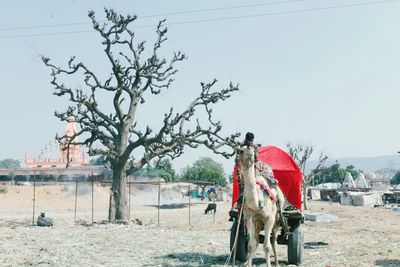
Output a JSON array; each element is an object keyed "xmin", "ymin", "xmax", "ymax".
[{"xmin": 236, "ymin": 145, "xmax": 285, "ymax": 267}]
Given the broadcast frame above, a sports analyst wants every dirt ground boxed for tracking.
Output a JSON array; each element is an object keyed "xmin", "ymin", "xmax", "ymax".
[{"xmin": 0, "ymin": 184, "xmax": 399, "ymax": 267}]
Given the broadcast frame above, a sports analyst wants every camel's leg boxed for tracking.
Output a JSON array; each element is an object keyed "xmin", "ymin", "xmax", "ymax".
[
  {"xmin": 271, "ymin": 223, "xmax": 280, "ymax": 267},
  {"xmin": 244, "ymin": 219, "xmax": 259, "ymax": 267},
  {"xmin": 263, "ymin": 217, "xmax": 276, "ymax": 267},
  {"xmin": 272, "ymin": 189, "xmax": 285, "ymax": 267}
]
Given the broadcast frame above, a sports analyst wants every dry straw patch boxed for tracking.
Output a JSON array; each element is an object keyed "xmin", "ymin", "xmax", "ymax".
[{"xmin": 0, "ymin": 185, "xmax": 399, "ymax": 266}]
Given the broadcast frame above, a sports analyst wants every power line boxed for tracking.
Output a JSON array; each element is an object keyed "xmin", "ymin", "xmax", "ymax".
[
  {"xmin": 0, "ymin": 30, "xmax": 92, "ymax": 39},
  {"xmin": 0, "ymin": 21, "xmax": 90, "ymax": 32},
  {"xmin": 139, "ymin": 0, "xmax": 304, "ymax": 18},
  {"xmin": 0, "ymin": 0, "xmax": 304, "ymax": 32},
  {"xmin": 0, "ymin": 0, "xmax": 398, "ymax": 39},
  {"xmin": 163, "ymin": 0, "xmax": 400, "ymax": 27}
]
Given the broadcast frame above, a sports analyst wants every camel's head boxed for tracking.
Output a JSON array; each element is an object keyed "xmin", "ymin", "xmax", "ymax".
[{"xmin": 236, "ymin": 145, "xmax": 255, "ymax": 169}]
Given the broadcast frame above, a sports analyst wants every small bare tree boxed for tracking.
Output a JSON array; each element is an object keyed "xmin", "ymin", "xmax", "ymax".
[
  {"xmin": 287, "ymin": 143, "xmax": 328, "ymax": 210},
  {"xmin": 42, "ymin": 9, "xmax": 239, "ymax": 221}
]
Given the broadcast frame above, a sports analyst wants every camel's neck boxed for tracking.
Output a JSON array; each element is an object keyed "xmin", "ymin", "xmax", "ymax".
[
  {"xmin": 241, "ymin": 164, "xmax": 260, "ymax": 211},
  {"xmin": 242, "ymin": 164, "xmax": 257, "ymax": 189}
]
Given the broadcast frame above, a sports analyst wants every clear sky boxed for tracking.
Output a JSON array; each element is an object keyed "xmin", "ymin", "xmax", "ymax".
[{"xmin": 1, "ymin": 0, "xmax": 399, "ymax": 173}]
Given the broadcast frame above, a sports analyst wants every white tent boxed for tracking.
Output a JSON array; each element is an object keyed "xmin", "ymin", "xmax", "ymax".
[
  {"xmin": 354, "ymin": 173, "xmax": 369, "ymax": 188},
  {"xmin": 343, "ymin": 172, "xmax": 356, "ymax": 189},
  {"xmin": 340, "ymin": 191, "xmax": 383, "ymax": 207}
]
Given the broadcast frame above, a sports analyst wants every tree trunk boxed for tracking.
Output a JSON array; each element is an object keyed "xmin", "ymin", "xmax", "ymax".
[
  {"xmin": 108, "ymin": 166, "xmax": 128, "ymax": 221},
  {"xmin": 302, "ymin": 184, "xmax": 309, "ymax": 210}
]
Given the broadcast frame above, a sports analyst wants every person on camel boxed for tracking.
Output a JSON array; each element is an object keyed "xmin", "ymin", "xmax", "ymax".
[
  {"xmin": 235, "ymin": 132, "xmax": 258, "ymax": 168},
  {"xmin": 233, "ymin": 132, "xmax": 278, "ymax": 208},
  {"xmin": 234, "ymin": 132, "xmax": 259, "ymax": 206}
]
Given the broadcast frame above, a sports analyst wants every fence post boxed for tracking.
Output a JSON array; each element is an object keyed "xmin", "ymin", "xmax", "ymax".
[
  {"xmin": 91, "ymin": 172, "xmax": 94, "ymax": 224},
  {"xmin": 188, "ymin": 180, "xmax": 191, "ymax": 226},
  {"xmin": 74, "ymin": 178, "xmax": 78, "ymax": 224},
  {"xmin": 32, "ymin": 170, "xmax": 36, "ymax": 226},
  {"xmin": 128, "ymin": 177, "xmax": 131, "ymax": 221},
  {"xmin": 213, "ymin": 182, "xmax": 216, "ymax": 223},
  {"xmin": 157, "ymin": 181, "xmax": 161, "ymax": 227}
]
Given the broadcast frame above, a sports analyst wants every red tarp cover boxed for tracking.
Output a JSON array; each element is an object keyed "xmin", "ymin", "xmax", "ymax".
[{"xmin": 232, "ymin": 145, "xmax": 303, "ymax": 210}]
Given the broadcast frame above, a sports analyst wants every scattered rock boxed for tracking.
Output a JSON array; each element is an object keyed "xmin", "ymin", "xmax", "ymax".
[
  {"xmin": 75, "ymin": 219, "xmax": 92, "ymax": 226},
  {"xmin": 304, "ymin": 212, "xmax": 339, "ymax": 222},
  {"xmin": 132, "ymin": 218, "xmax": 142, "ymax": 225},
  {"xmin": 304, "ymin": 241, "xmax": 329, "ymax": 249}
]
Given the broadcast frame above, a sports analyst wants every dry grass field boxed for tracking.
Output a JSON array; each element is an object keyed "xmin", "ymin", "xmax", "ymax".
[{"xmin": 0, "ymin": 183, "xmax": 399, "ymax": 267}]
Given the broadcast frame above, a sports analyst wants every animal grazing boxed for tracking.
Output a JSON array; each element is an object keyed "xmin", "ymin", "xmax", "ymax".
[
  {"xmin": 236, "ymin": 145, "xmax": 285, "ymax": 267},
  {"xmin": 208, "ymin": 191, "xmax": 217, "ymax": 201},
  {"xmin": 204, "ymin": 203, "xmax": 217, "ymax": 214}
]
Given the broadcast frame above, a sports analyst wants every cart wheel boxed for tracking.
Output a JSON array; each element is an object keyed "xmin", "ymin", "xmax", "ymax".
[
  {"xmin": 230, "ymin": 219, "xmax": 248, "ymax": 262},
  {"xmin": 287, "ymin": 223, "xmax": 304, "ymax": 265}
]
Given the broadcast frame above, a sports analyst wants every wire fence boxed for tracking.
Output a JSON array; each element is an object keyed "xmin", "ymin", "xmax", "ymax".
[{"xmin": 0, "ymin": 174, "xmax": 227, "ymax": 228}]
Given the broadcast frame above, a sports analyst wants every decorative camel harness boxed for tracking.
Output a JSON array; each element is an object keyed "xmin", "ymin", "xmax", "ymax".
[{"xmin": 237, "ymin": 162, "xmax": 288, "ymax": 233}]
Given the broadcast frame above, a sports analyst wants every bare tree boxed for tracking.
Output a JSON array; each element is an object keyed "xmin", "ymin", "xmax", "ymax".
[
  {"xmin": 287, "ymin": 143, "xmax": 328, "ymax": 210},
  {"xmin": 42, "ymin": 9, "xmax": 239, "ymax": 221}
]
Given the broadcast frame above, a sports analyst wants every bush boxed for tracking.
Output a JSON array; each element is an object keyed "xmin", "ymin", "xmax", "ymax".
[{"xmin": 0, "ymin": 185, "xmax": 7, "ymax": 194}]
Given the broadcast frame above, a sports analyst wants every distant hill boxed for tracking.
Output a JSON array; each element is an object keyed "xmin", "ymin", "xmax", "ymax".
[{"xmin": 306, "ymin": 154, "xmax": 400, "ymax": 174}]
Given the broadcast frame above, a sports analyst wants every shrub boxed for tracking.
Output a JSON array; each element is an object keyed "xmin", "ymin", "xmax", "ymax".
[{"xmin": 0, "ymin": 185, "xmax": 7, "ymax": 194}]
